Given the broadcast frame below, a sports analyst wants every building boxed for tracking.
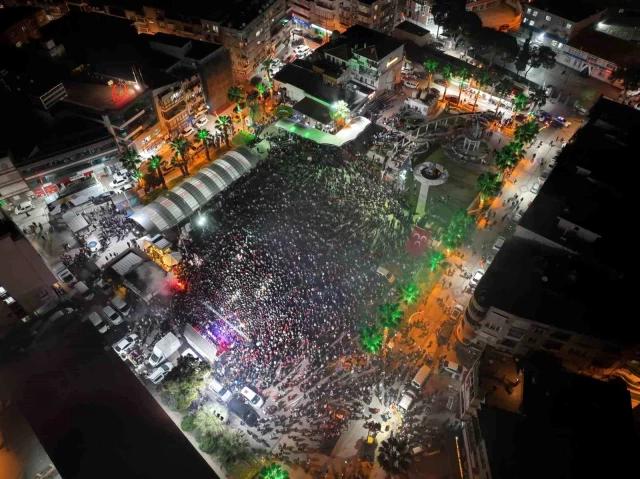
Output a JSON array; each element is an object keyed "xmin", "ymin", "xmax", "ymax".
[
  {"xmin": 392, "ymin": 19, "xmax": 432, "ymax": 46},
  {"xmin": 400, "ymin": 0, "xmax": 433, "ymax": 26},
  {"xmin": 463, "ymin": 353, "xmax": 637, "ymax": 479},
  {"xmin": 84, "ymin": 0, "xmax": 290, "ymax": 81},
  {"xmin": 459, "ymin": 98, "xmax": 639, "ymax": 373},
  {"xmin": 290, "ymin": 0, "xmax": 399, "ymax": 34},
  {"xmin": 466, "ymin": 0, "xmax": 522, "ymax": 32},
  {"xmin": 0, "ymin": 6, "xmax": 47, "ymax": 46},
  {"xmin": 0, "ymin": 217, "xmax": 58, "ymax": 328},
  {"xmin": 520, "ymin": 0, "xmax": 606, "ymax": 43}
]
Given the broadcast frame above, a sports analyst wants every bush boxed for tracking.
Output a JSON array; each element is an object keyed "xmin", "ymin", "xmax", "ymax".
[
  {"xmin": 181, "ymin": 414, "xmax": 196, "ymax": 432},
  {"xmin": 198, "ymin": 431, "xmax": 222, "ymax": 454}
]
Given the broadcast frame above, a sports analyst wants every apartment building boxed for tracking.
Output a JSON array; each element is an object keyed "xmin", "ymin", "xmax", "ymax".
[
  {"xmin": 520, "ymin": 0, "xmax": 606, "ymax": 43},
  {"xmin": 290, "ymin": 0, "xmax": 398, "ymax": 33}
]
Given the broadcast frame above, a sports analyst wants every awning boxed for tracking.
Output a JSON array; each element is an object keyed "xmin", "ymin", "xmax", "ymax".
[
  {"xmin": 62, "ymin": 212, "xmax": 89, "ymax": 233},
  {"xmin": 293, "ymin": 97, "xmax": 333, "ymax": 125},
  {"xmin": 131, "ymin": 147, "xmax": 259, "ymax": 233}
]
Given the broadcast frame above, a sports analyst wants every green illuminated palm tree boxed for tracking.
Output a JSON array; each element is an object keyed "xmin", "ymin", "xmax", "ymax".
[
  {"xmin": 400, "ymin": 282, "xmax": 420, "ymax": 305},
  {"xmin": 440, "ymin": 64, "xmax": 453, "ymax": 100},
  {"xmin": 427, "ymin": 250, "xmax": 445, "ymax": 272},
  {"xmin": 423, "ymin": 59, "xmax": 439, "ymax": 90},
  {"xmin": 513, "ymin": 92, "xmax": 529, "ymax": 112},
  {"xmin": 331, "ymin": 100, "xmax": 350, "ymax": 127},
  {"xmin": 495, "ymin": 141, "xmax": 524, "ymax": 171},
  {"xmin": 169, "ymin": 137, "xmax": 190, "ymax": 176},
  {"xmin": 275, "ymin": 104, "xmax": 293, "ymax": 119},
  {"xmin": 227, "ymin": 86, "xmax": 246, "ymax": 130},
  {"xmin": 256, "ymin": 82, "xmax": 268, "ymax": 102},
  {"xmin": 216, "ymin": 115, "xmax": 232, "ymax": 147},
  {"xmin": 477, "ymin": 172, "xmax": 502, "ymax": 201},
  {"xmin": 378, "ymin": 303, "xmax": 403, "ymax": 330},
  {"xmin": 514, "ymin": 120, "xmax": 540, "ymax": 144},
  {"xmin": 455, "ymin": 67, "xmax": 471, "ymax": 104},
  {"xmin": 259, "ymin": 463, "xmax": 289, "ymax": 479},
  {"xmin": 197, "ymin": 128, "xmax": 213, "ymax": 163},
  {"xmin": 360, "ymin": 325, "xmax": 383, "ymax": 354},
  {"xmin": 119, "ymin": 147, "xmax": 141, "ymax": 175},
  {"xmin": 148, "ymin": 154, "xmax": 167, "ymax": 189},
  {"xmin": 378, "ymin": 434, "xmax": 411, "ymax": 476},
  {"xmin": 441, "ymin": 210, "xmax": 474, "ymax": 249}
]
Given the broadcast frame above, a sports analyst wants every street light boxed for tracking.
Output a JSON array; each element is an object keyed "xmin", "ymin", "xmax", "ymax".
[{"xmin": 196, "ymin": 214, "xmax": 206, "ymax": 227}]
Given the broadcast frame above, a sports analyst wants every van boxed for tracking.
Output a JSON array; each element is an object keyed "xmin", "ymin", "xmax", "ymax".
[
  {"xmin": 88, "ymin": 311, "xmax": 109, "ymax": 334},
  {"xmin": 398, "ymin": 390, "xmax": 415, "ymax": 414},
  {"xmin": 209, "ymin": 378, "xmax": 233, "ymax": 403},
  {"xmin": 110, "ymin": 295, "xmax": 131, "ymax": 316},
  {"xmin": 53, "ymin": 263, "xmax": 77, "ymax": 288},
  {"xmin": 376, "ymin": 266, "xmax": 396, "ymax": 284},
  {"xmin": 411, "ymin": 365, "xmax": 432, "ymax": 390},
  {"xmin": 73, "ymin": 281, "xmax": 95, "ymax": 301}
]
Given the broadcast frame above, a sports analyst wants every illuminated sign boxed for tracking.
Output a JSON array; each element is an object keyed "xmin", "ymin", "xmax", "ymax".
[{"xmin": 386, "ymin": 57, "xmax": 399, "ymax": 68}]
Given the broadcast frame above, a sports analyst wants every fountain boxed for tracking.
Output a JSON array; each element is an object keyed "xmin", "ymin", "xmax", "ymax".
[{"xmin": 413, "ymin": 161, "xmax": 449, "ymax": 216}]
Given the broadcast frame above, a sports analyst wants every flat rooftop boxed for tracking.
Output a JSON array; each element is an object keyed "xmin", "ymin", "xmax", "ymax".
[
  {"xmin": 394, "ymin": 20, "xmax": 431, "ymax": 37},
  {"xmin": 568, "ymin": 27, "xmax": 640, "ymax": 65},
  {"xmin": 530, "ymin": 0, "xmax": 606, "ymax": 22},
  {"xmin": 63, "ymin": 80, "xmax": 143, "ymax": 112},
  {"xmin": 474, "ymin": 237, "xmax": 636, "ymax": 345}
]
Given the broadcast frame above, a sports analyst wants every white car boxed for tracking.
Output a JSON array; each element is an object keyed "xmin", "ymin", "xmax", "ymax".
[
  {"xmin": 93, "ymin": 277, "xmax": 112, "ymax": 293},
  {"xmin": 113, "ymin": 333, "xmax": 138, "ymax": 357},
  {"xmin": 88, "ymin": 311, "xmax": 109, "ymax": 334},
  {"xmin": 470, "ymin": 269, "xmax": 484, "ymax": 288},
  {"xmin": 182, "ymin": 125, "xmax": 196, "ymax": 137},
  {"xmin": 109, "ymin": 176, "xmax": 130, "ymax": 189},
  {"xmin": 147, "ymin": 362, "xmax": 174, "ymax": 384},
  {"xmin": 530, "ymin": 183, "xmax": 540, "ymax": 194},
  {"xmin": 492, "ymin": 236, "xmax": 505, "ymax": 252},
  {"xmin": 102, "ymin": 305, "xmax": 124, "ymax": 326},
  {"xmin": 50, "ymin": 307, "xmax": 76, "ymax": 322},
  {"xmin": 403, "ymin": 79, "xmax": 419, "ymax": 89},
  {"xmin": 14, "ymin": 200, "xmax": 35, "ymax": 215},
  {"xmin": 240, "ymin": 386, "xmax": 265, "ymax": 408},
  {"xmin": 110, "ymin": 295, "xmax": 132, "ymax": 316},
  {"xmin": 195, "ymin": 116, "xmax": 208, "ymax": 128},
  {"xmin": 209, "ymin": 378, "xmax": 233, "ymax": 403}
]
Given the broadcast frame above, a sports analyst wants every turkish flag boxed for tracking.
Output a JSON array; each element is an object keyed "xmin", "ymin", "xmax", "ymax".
[{"xmin": 406, "ymin": 226, "xmax": 430, "ymax": 256}]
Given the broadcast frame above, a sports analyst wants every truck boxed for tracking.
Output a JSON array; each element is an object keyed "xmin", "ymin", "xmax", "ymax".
[
  {"xmin": 183, "ymin": 324, "xmax": 218, "ymax": 364},
  {"xmin": 147, "ymin": 332, "xmax": 181, "ymax": 367}
]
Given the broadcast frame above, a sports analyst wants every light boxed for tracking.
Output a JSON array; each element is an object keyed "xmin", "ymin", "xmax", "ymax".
[
  {"xmin": 597, "ymin": 21, "xmax": 605, "ymax": 29},
  {"xmin": 133, "ymin": 82, "xmax": 141, "ymax": 91},
  {"xmin": 537, "ymin": 32, "xmax": 545, "ymax": 41},
  {"xmin": 196, "ymin": 216, "xmax": 206, "ymax": 227},
  {"xmin": 386, "ymin": 56, "xmax": 399, "ymax": 68}
]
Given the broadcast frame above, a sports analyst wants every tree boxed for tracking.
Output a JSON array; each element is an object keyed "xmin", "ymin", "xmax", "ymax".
[
  {"xmin": 119, "ymin": 147, "xmax": 141, "ymax": 175},
  {"xmin": 441, "ymin": 209, "xmax": 474, "ymax": 249},
  {"xmin": 378, "ymin": 303, "xmax": 403, "ymax": 330},
  {"xmin": 259, "ymin": 463, "xmax": 289, "ymax": 479},
  {"xmin": 493, "ymin": 78, "xmax": 514, "ymax": 113},
  {"xmin": 477, "ymin": 172, "xmax": 502, "ymax": 200},
  {"xmin": 427, "ymin": 250, "xmax": 445, "ymax": 272},
  {"xmin": 400, "ymin": 282, "xmax": 420, "ymax": 305},
  {"xmin": 456, "ymin": 66, "xmax": 471, "ymax": 103},
  {"xmin": 611, "ymin": 63, "xmax": 640, "ymax": 99},
  {"xmin": 440, "ymin": 64, "xmax": 453, "ymax": 99},
  {"xmin": 513, "ymin": 92, "xmax": 529, "ymax": 112},
  {"xmin": 256, "ymin": 82, "xmax": 268, "ymax": 103},
  {"xmin": 528, "ymin": 86, "xmax": 548, "ymax": 112},
  {"xmin": 216, "ymin": 115, "xmax": 233, "ymax": 147},
  {"xmin": 514, "ymin": 35, "xmax": 532, "ymax": 76},
  {"xmin": 423, "ymin": 59, "xmax": 439, "ymax": 90},
  {"xmin": 430, "ymin": 0, "xmax": 453, "ymax": 38},
  {"xmin": 197, "ymin": 128, "xmax": 213, "ymax": 163},
  {"xmin": 193, "ymin": 405, "xmax": 225, "ymax": 439},
  {"xmin": 495, "ymin": 141, "xmax": 524, "ymax": 170},
  {"xmin": 472, "ymin": 70, "xmax": 494, "ymax": 112},
  {"xmin": 227, "ymin": 86, "xmax": 246, "ymax": 129},
  {"xmin": 161, "ymin": 355, "xmax": 211, "ymax": 411},
  {"xmin": 275, "ymin": 104, "xmax": 293, "ymax": 119},
  {"xmin": 331, "ymin": 100, "xmax": 350, "ymax": 127},
  {"xmin": 468, "ymin": 27, "xmax": 518, "ymax": 66},
  {"xmin": 378, "ymin": 434, "xmax": 411, "ymax": 476},
  {"xmin": 148, "ymin": 154, "xmax": 167, "ymax": 189},
  {"xmin": 360, "ymin": 325, "xmax": 383, "ymax": 354},
  {"xmin": 170, "ymin": 137, "xmax": 190, "ymax": 176},
  {"xmin": 514, "ymin": 120, "xmax": 540, "ymax": 144},
  {"xmin": 524, "ymin": 45, "xmax": 556, "ymax": 78},
  {"xmin": 262, "ymin": 58, "xmax": 275, "ymax": 84}
]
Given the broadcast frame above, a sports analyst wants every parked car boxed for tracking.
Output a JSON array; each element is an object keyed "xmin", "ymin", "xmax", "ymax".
[
  {"xmin": 88, "ymin": 311, "xmax": 109, "ymax": 334},
  {"xmin": 450, "ymin": 304, "xmax": 464, "ymax": 321},
  {"xmin": 109, "ymin": 176, "xmax": 130, "ymax": 189},
  {"xmin": 470, "ymin": 269, "xmax": 484, "ymax": 288},
  {"xmin": 182, "ymin": 125, "xmax": 196, "ymax": 137},
  {"xmin": 209, "ymin": 378, "xmax": 233, "ymax": 403},
  {"xmin": 147, "ymin": 362, "xmax": 174, "ymax": 384},
  {"xmin": 113, "ymin": 333, "xmax": 138, "ymax": 357},
  {"xmin": 14, "ymin": 200, "xmax": 35, "ymax": 215},
  {"xmin": 73, "ymin": 281, "xmax": 95, "ymax": 301},
  {"xmin": 53, "ymin": 263, "xmax": 77, "ymax": 288},
  {"xmin": 376, "ymin": 266, "xmax": 396, "ymax": 284},
  {"xmin": 492, "ymin": 236, "xmax": 505, "ymax": 252},
  {"xmin": 530, "ymin": 182, "xmax": 540, "ymax": 194},
  {"xmin": 91, "ymin": 191, "xmax": 115, "ymax": 204},
  {"xmin": 195, "ymin": 116, "xmax": 208, "ymax": 128},
  {"xmin": 49, "ymin": 307, "xmax": 76, "ymax": 322},
  {"xmin": 551, "ymin": 116, "xmax": 571, "ymax": 128},
  {"xmin": 93, "ymin": 277, "xmax": 112, "ymax": 293},
  {"xmin": 110, "ymin": 295, "xmax": 132, "ymax": 316},
  {"xmin": 102, "ymin": 305, "xmax": 124, "ymax": 326},
  {"xmin": 228, "ymin": 396, "xmax": 258, "ymax": 427},
  {"xmin": 240, "ymin": 386, "xmax": 265, "ymax": 408},
  {"xmin": 398, "ymin": 389, "xmax": 416, "ymax": 414},
  {"xmin": 403, "ymin": 79, "xmax": 419, "ymax": 89}
]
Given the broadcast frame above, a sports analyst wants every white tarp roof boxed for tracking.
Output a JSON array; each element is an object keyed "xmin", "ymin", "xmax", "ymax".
[{"xmin": 62, "ymin": 212, "xmax": 89, "ymax": 233}]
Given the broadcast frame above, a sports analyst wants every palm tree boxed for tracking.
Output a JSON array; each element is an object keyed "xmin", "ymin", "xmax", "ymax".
[
  {"xmin": 119, "ymin": 147, "xmax": 141, "ymax": 175},
  {"xmin": 513, "ymin": 92, "xmax": 529, "ymax": 112},
  {"xmin": 227, "ymin": 86, "xmax": 246, "ymax": 129},
  {"xmin": 256, "ymin": 82, "xmax": 268, "ymax": 103},
  {"xmin": 477, "ymin": 172, "xmax": 502, "ymax": 200},
  {"xmin": 440, "ymin": 64, "xmax": 453, "ymax": 100},
  {"xmin": 360, "ymin": 325, "xmax": 383, "ymax": 355},
  {"xmin": 378, "ymin": 303, "xmax": 403, "ymax": 330},
  {"xmin": 197, "ymin": 128, "xmax": 213, "ymax": 163},
  {"xmin": 331, "ymin": 100, "xmax": 350, "ymax": 127},
  {"xmin": 169, "ymin": 137, "xmax": 190, "ymax": 176},
  {"xmin": 493, "ymin": 78, "xmax": 514, "ymax": 114},
  {"xmin": 495, "ymin": 141, "xmax": 524, "ymax": 171},
  {"xmin": 456, "ymin": 66, "xmax": 471, "ymax": 104},
  {"xmin": 400, "ymin": 282, "xmax": 420, "ymax": 305},
  {"xmin": 148, "ymin": 154, "xmax": 167, "ymax": 189},
  {"xmin": 215, "ymin": 115, "xmax": 232, "ymax": 147},
  {"xmin": 472, "ymin": 71, "xmax": 493, "ymax": 112},
  {"xmin": 611, "ymin": 63, "xmax": 640, "ymax": 100},
  {"xmin": 262, "ymin": 58, "xmax": 275, "ymax": 84},
  {"xmin": 514, "ymin": 120, "xmax": 540, "ymax": 144},
  {"xmin": 423, "ymin": 59, "xmax": 439, "ymax": 90},
  {"xmin": 259, "ymin": 463, "xmax": 289, "ymax": 479},
  {"xmin": 528, "ymin": 86, "xmax": 548, "ymax": 113},
  {"xmin": 275, "ymin": 104, "xmax": 294, "ymax": 120},
  {"xmin": 378, "ymin": 434, "xmax": 411, "ymax": 476}
]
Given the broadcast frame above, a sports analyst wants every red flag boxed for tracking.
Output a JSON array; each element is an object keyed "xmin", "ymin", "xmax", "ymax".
[{"xmin": 406, "ymin": 226, "xmax": 430, "ymax": 256}]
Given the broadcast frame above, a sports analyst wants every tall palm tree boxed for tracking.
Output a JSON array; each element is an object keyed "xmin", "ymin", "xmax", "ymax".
[
  {"xmin": 493, "ymin": 78, "xmax": 514, "ymax": 114},
  {"xmin": 527, "ymin": 86, "xmax": 548, "ymax": 113},
  {"xmin": 456, "ymin": 67, "xmax": 471, "ymax": 104},
  {"xmin": 259, "ymin": 463, "xmax": 289, "ymax": 479},
  {"xmin": 477, "ymin": 172, "xmax": 502, "ymax": 200},
  {"xmin": 378, "ymin": 303, "xmax": 403, "ymax": 330},
  {"xmin": 197, "ymin": 128, "xmax": 213, "ymax": 163},
  {"xmin": 495, "ymin": 141, "xmax": 524, "ymax": 171},
  {"xmin": 513, "ymin": 92, "xmax": 529, "ymax": 112},
  {"xmin": 378, "ymin": 434, "xmax": 411, "ymax": 476},
  {"xmin": 472, "ymin": 71, "xmax": 493, "ymax": 112},
  {"xmin": 440, "ymin": 64, "xmax": 453, "ymax": 100},
  {"xmin": 514, "ymin": 120, "xmax": 539, "ymax": 144},
  {"xmin": 169, "ymin": 137, "xmax": 190, "ymax": 176},
  {"xmin": 423, "ymin": 59, "xmax": 439, "ymax": 90},
  {"xmin": 148, "ymin": 155, "xmax": 167, "ymax": 189},
  {"xmin": 215, "ymin": 115, "xmax": 232, "ymax": 148},
  {"xmin": 119, "ymin": 147, "xmax": 141, "ymax": 175},
  {"xmin": 227, "ymin": 86, "xmax": 246, "ymax": 130}
]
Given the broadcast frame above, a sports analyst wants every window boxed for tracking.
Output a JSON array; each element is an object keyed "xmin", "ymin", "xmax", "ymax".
[
  {"xmin": 532, "ymin": 11, "xmax": 538, "ymax": 17},
  {"xmin": 545, "ymin": 15, "xmax": 551, "ymax": 21},
  {"xmin": 566, "ymin": 23, "xmax": 572, "ymax": 29}
]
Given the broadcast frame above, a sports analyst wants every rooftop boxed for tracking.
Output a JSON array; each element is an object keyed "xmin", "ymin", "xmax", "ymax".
[
  {"xmin": 320, "ymin": 25, "xmax": 404, "ymax": 63},
  {"xmin": 530, "ymin": 0, "xmax": 607, "ymax": 22},
  {"xmin": 185, "ymin": 40, "xmax": 221, "ymax": 61},
  {"xmin": 293, "ymin": 96, "xmax": 333, "ymax": 124},
  {"xmin": 568, "ymin": 27, "xmax": 640, "ymax": 65},
  {"xmin": 474, "ymin": 237, "xmax": 636, "ymax": 345},
  {"xmin": 274, "ymin": 63, "xmax": 342, "ymax": 105},
  {"xmin": 479, "ymin": 353, "xmax": 637, "ymax": 478},
  {"xmin": 394, "ymin": 20, "xmax": 431, "ymax": 37},
  {"xmin": 63, "ymin": 80, "xmax": 144, "ymax": 111},
  {"xmin": 0, "ymin": 6, "xmax": 40, "ymax": 31}
]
